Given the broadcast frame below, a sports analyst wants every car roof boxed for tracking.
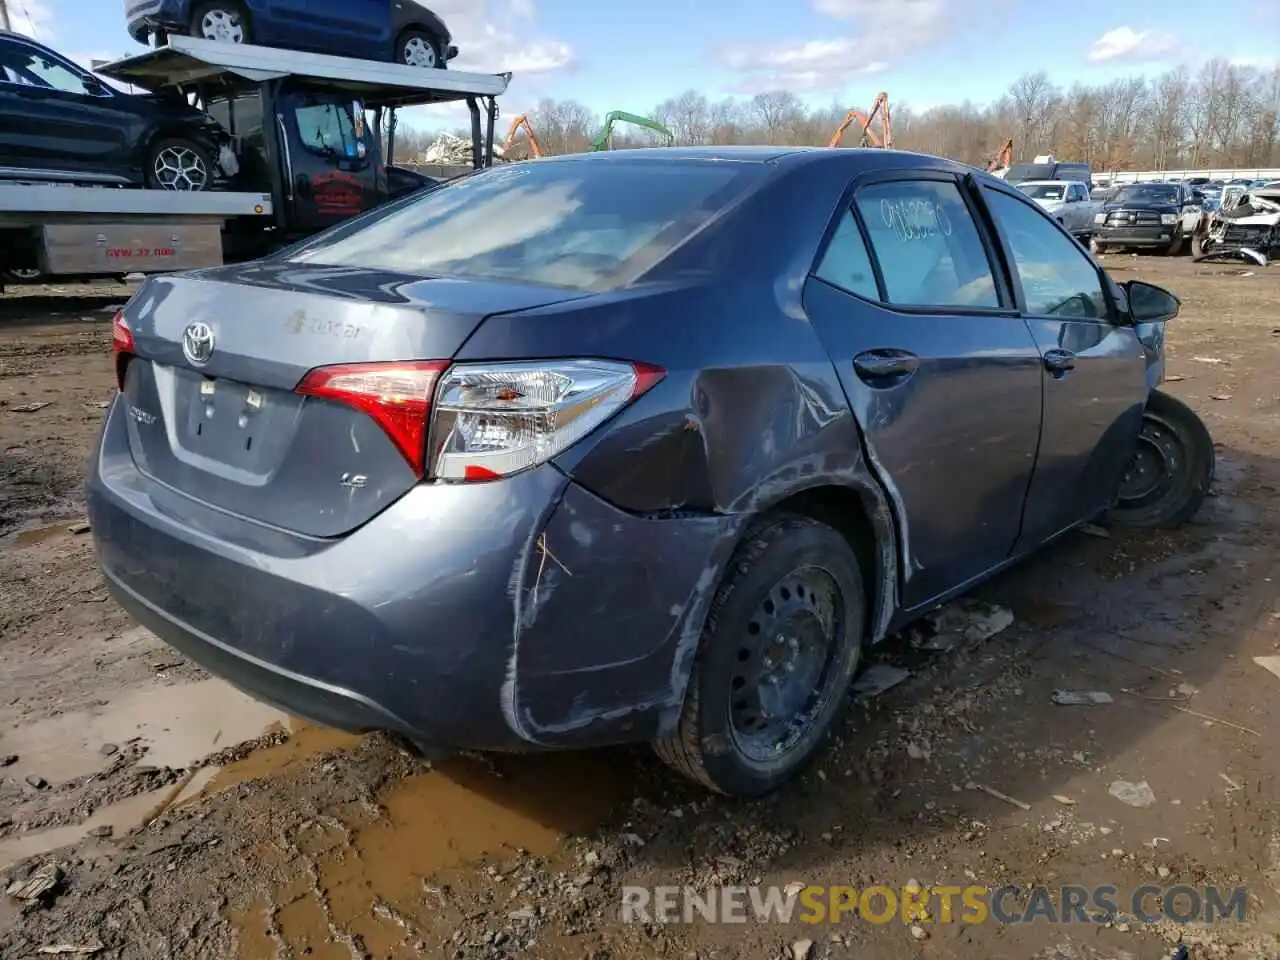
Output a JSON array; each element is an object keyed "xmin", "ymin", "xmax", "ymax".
[
  {"xmin": 535, "ymin": 145, "xmax": 988, "ymax": 179},
  {"xmin": 1015, "ymin": 180, "xmax": 1077, "ymax": 186}
]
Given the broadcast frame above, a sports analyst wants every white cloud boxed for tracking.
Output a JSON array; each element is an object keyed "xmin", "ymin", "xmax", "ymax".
[
  {"xmin": 717, "ymin": 0, "xmax": 981, "ymax": 94},
  {"xmin": 396, "ymin": 0, "xmax": 570, "ymax": 131},
  {"xmin": 1228, "ymin": 55, "xmax": 1279, "ymax": 71},
  {"xmin": 425, "ymin": 0, "xmax": 572, "ymax": 75},
  {"xmin": 812, "ymin": 0, "xmax": 952, "ymax": 40},
  {"xmin": 6, "ymin": 0, "xmax": 54, "ymax": 38},
  {"xmin": 1086, "ymin": 27, "xmax": 1179, "ymax": 63},
  {"xmin": 721, "ymin": 45, "xmax": 888, "ymax": 95}
]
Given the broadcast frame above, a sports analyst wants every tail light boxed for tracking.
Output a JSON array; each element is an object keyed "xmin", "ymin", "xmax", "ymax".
[
  {"xmin": 295, "ymin": 361, "xmax": 449, "ymax": 477},
  {"xmin": 294, "ymin": 359, "xmax": 664, "ymax": 481},
  {"xmin": 111, "ymin": 311, "xmax": 135, "ymax": 391}
]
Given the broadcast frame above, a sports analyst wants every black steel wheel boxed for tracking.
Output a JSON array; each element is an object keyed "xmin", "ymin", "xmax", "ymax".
[
  {"xmin": 1110, "ymin": 389, "xmax": 1214, "ymax": 528},
  {"xmin": 655, "ymin": 516, "xmax": 866, "ymax": 798}
]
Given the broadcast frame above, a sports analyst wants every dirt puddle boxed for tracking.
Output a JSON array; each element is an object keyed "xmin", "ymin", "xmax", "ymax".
[
  {"xmin": 230, "ymin": 748, "xmax": 629, "ymax": 959},
  {"xmin": 2, "ymin": 674, "xmax": 290, "ymax": 786},
  {"xmin": 3, "ymin": 667, "xmax": 629, "ymax": 957}
]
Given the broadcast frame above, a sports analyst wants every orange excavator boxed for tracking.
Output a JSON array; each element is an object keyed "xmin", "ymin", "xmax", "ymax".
[
  {"xmin": 828, "ymin": 92, "xmax": 891, "ymax": 149},
  {"xmin": 986, "ymin": 138, "xmax": 1014, "ymax": 175},
  {"xmin": 500, "ymin": 114, "xmax": 544, "ymax": 160}
]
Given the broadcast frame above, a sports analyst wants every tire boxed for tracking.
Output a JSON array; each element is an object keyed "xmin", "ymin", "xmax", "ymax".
[
  {"xmin": 1191, "ymin": 233, "xmax": 1210, "ymax": 259},
  {"xmin": 1109, "ymin": 389, "xmax": 1214, "ymax": 529},
  {"xmin": 190, "ymin": 2, "xmax": 249, "ymax": 44},
  {"xmin": 1089, "ymin": 236, "xmax": 1107, "ymax": 256},
  {"xmin": 653, "ymin": 516, "xmax": 866, "ymax": 798},
  {"xmin": 397, "ymin": 29, "xmax": 443, "ymax": 68},
  {"xmin": 145, "ymin": 137, "xmax": 214, "ymax": 192}
]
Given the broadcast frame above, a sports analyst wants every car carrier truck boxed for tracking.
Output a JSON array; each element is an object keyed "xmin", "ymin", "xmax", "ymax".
[{"xmin": 0, "ymin": 35, "xmax": 507, "ymax": 290}]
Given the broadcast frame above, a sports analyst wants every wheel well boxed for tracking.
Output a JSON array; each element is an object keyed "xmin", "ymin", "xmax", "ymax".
[
  {"xmin": 398, "ymin": 24, "xmax": 444, "ymax": 51},
  {"xmin": 759, "ymin": 485, "xmax": 887, "ymax": 638}
]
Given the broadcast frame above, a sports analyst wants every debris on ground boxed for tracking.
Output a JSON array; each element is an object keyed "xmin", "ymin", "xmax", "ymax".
[
  {"xmin": 967, "ymin": 781, "xmax": 1031, "ymax": 811},
  {"xmin": 1051, "ymin": 690, "xmax": 1114, "ymax": 705},
  {"xmin": 1109, "ymin": 779, "xmax": 1157, "ymax": 807},
  {"xmin": 9, "ymin": 401, "xmax": 51, "ymax": 413},
  {"xmin": 852, "ymin": 663, "xmax": 910, "ymax": 697},
  {"xmin": 36, "ymin": 944, "xmax": 103, "ymax": 955},
  {"xmin": 5, "ymin": 862, "xmax": 63, "ymax": 904},
  {"xmin": 913, "ymin": 599, "xmax": 1014, "ymax": 651},
  {"xmin": 1254, "ymin": 656, "xmax": 1280, "ymax": 682}
]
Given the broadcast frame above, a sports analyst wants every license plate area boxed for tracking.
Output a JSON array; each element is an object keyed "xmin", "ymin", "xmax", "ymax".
[{"xmin": 172, "ymin": 367, "xmax": 302, "ymax": 476}]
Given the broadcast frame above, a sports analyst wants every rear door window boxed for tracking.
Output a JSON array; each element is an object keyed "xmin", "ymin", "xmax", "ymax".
[{"xmin": 852, "ymin": 179, "xmax": 1001, "ymax": 309}]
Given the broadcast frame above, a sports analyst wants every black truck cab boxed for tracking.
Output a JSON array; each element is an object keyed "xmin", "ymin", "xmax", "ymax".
[{"xmin": 95, "ymin": 35, "xmax": 504, "ymax": 249}]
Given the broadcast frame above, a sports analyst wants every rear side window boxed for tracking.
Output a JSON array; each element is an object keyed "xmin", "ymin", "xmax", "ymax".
[
  {"xmin": 814, "ymin": 210, "xmax": 878, "ymax": 299},
  {"xmin": 287, "ymin": 160, "xmax": 757, "ymax": 292},
  {"xmin": 853, "ymin": 180, "xmax": 1000, "ymax": 309}
]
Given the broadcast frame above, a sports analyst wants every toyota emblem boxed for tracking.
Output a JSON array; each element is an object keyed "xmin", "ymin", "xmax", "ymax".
[{"xmin": 182, "ymin": 322, "xmax": 215, "ymax": 366}]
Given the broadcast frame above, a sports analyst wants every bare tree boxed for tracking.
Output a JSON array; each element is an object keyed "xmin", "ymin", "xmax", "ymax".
[
  {"xmin": 750, "ymin": 91, "xmax": 804, "ymax": 143},
  {"xmin": 400, "ymin": 62, "xmax": 1280, "ymax": 171}
]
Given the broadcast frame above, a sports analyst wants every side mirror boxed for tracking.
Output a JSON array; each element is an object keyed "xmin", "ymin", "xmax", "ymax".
[
  {"xmin": 1123, "ymin": 280, "xmax": 1180, "ymax": 323},
  {"xmin": 82, "ymin": 77, "xmax": 108, "ymax": 96}
]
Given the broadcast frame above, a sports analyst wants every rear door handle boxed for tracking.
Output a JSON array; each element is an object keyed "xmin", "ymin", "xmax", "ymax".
[
  {"xmin": 853, "ymin": 349, "xmax": 919, "ymax": 382},
  {"xmin": 1043, "ymin": 348, "xmax": 1076, "ymax": 373}
]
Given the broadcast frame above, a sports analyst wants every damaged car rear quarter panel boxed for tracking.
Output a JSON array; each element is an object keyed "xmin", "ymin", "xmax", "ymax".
[{"xmin": 505, "ymin": 481, "xmax": 745, "ymax": 747}]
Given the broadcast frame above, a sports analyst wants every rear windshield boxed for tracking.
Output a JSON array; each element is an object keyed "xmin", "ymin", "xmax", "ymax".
[
  {"xmin": 1005, "ymin": 163, "xmax": 1055, "ymax": 184},
  {"xmin": 1019, "ymin": 183, "xmax": 1067, "ymax": 200},
  {"xmin": 1114, "ymin": 184, "xmax": 1180, "ymax": 204},
  {"xmin": 285, "ymin": 159, "xmax": 758, "ymax": 292}
]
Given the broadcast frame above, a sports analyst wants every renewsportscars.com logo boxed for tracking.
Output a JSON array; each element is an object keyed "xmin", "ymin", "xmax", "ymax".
[{"xmin": 620, "ymin": 883, "xmax": 1247, "ymax": 926}]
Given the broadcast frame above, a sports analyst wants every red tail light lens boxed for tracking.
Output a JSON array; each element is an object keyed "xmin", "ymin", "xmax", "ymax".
[
  {"xmin": 295, "ymin": 361, "xmax": 450, "ymax": 477},
  {"xmin": 111, "ymin": 311, "xmax": 135, "ymax": 391}
]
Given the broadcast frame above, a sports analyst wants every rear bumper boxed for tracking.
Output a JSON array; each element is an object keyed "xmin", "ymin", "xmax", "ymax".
[
  {"xmin": 88, "ymin": 397, "xmax": 736, "ymax": 751},
  {"xmin": 126, "ymin": 0, "xmax": 187, "ymax": 40}
]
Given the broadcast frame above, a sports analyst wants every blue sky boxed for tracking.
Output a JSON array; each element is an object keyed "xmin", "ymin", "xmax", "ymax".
[{"xmin": 11, "ymin": 0, "xmax": 1279, "ymax": 129}]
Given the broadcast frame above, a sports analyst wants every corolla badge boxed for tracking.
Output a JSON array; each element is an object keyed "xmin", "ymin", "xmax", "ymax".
[{"xmin": 182, "ymin": 322, "xmax": 215, "ymax": 366}]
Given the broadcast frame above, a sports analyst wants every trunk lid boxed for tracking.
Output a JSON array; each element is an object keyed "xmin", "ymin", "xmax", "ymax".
[{"xmin": 119, "ymin": 263, "xmax": 589, "ymax": 537}]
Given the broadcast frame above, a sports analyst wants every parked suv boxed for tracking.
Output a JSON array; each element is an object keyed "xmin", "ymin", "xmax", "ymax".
[
  {"xmin": 125, "ymin": 0, "xmax": 460, "ymax": 69},
  {"xmin": 0, "ymin": 31, "xmax": 234, "ymax": 190}
]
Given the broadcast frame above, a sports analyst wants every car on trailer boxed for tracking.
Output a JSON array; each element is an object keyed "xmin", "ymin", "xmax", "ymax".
[
  {"xmin": 0, "ymin": 30, "xmax": 236, "ymax": 191},
  {"xmin": 89, "ymin": 146, "xmax": 1214, "ymax": 798},
  {"xmin": 126, "ymin": 0, "xmax": 460, "ymax": 69},
  {"xmin": 0, "ymin": 34, "xmax": 504, "ymax": 287}
]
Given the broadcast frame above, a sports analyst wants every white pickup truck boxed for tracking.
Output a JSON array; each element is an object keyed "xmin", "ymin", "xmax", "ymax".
[{"xmin": 1014, "ymin": 180, "xmax": 1102, "ymax": 239}]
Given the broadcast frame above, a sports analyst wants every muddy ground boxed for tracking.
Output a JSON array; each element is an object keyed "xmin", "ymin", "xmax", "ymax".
[{"xmin": 1, "ymin": 260, "xmax": 1279, "ymax": 960}]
